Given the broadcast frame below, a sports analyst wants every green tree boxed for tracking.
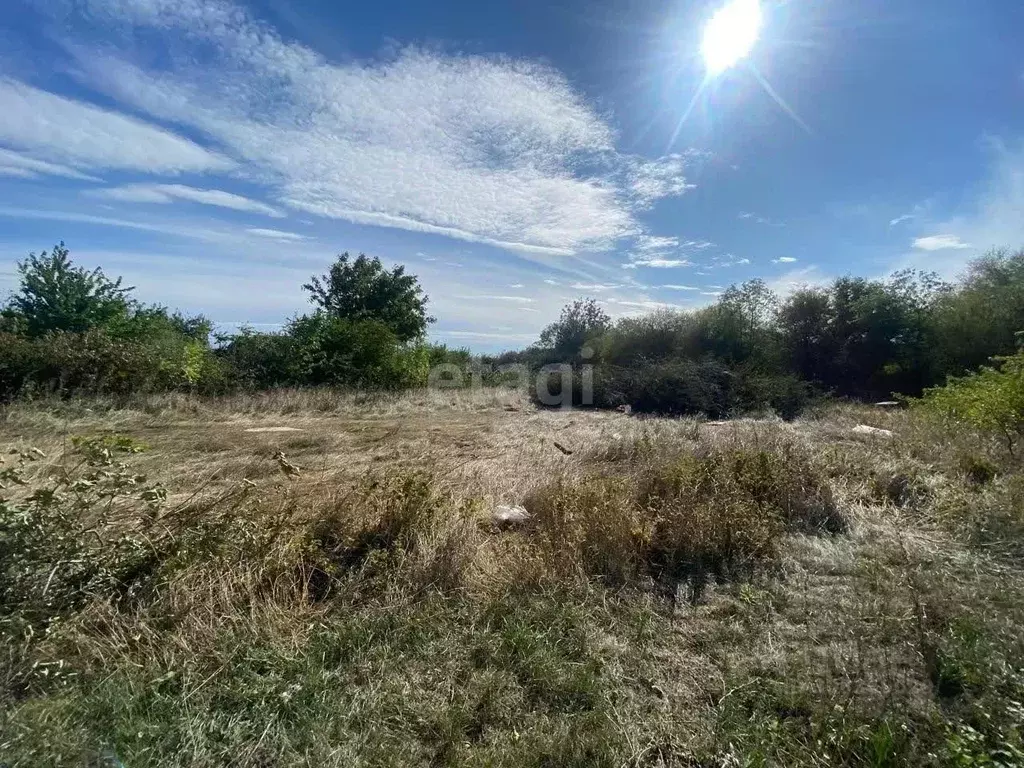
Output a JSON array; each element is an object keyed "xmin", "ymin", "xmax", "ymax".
[
  {"xmin": 932, "ymin": 248, "xmax": 1024, "ymax": 375},
  {"xmin": 777, "ymin": 287, "xmax": 834, "ymax": 384},
  {"xmin": 303, "ymin": 253, "xmax": 433, "ymax": 342},
  {"xmin": 539, "ymin": 299, "xmax": 611, "ymax": 360},
  {"xmin": 6, "ymin": 243, "xmax": 134, "ymax": 337}
]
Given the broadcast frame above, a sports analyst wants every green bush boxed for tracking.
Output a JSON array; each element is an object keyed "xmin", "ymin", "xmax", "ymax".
[
  {"xmin": 0, "ymin": 439, "xmax": 168, "ymax": 631},
  {"xmin": 0, "ymin": 329, "xmax": 224, "ymax": 400},
  {"xmin": 216, "ymin": 329, "xmax": 299, "ymax": 389},
  {"xmin": 288, "ymin": 314, "xmax": 428, "ymax": 390},
  {"xmin": 915, "ymin": 350, "xmax": 1024, "ymax": 455}
]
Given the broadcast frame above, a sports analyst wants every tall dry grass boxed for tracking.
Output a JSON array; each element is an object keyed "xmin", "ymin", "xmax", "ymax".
[{"xmin": 2, "ymin": 393, "xmax": 1023, "ymax": 766}]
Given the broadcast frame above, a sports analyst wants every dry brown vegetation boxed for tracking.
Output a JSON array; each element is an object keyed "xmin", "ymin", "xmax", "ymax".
[{"xmin": 1, "ymin": 389, "xmax": 1022, "ymax": 766}]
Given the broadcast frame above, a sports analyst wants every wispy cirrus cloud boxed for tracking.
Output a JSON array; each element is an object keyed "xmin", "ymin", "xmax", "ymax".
[
  {"xmin": 622, "ymin": 235, "xmax": 712, "ymax": 268},
  {"xmin": 453, "ymin": 295, "xmax": 536, "ymax": 304},
  {"xmin": 912, "ymin": 234, "xmax": 972, "ymax": 251},
  {"xmin": 0, "ymin": 77, "xmax": 231, "ymax": 175},
  {"xmin": 88, "ymin": 184, "xmax": 285, "ymax": 217},
  {"xmin": 20, "ymin": 0, "xmax": 695, "ymax": 257},
  {"xmin": 772, "ymin": 256, "xmax": 798, "ymax": 263},
  {"xmin": 0, "ymin": 148, "xmax": 101, "ymax": 181},
  {"xmin": 738, "ymin": 211, "xmax": 783, "ymax": 227},
  {"xmin": 246, "ymin": 228, "xmax": 308, "ymax": 241}
]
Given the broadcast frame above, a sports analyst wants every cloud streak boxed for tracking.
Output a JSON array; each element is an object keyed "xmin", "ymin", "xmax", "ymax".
[
  {"xmin": 88, "ymin": 184, "xmax": 285, "ymax": 217},
  {"xmin": 0, "ymin": 77, "xmax": 231, "ymax": 175},
  {"xmin": 912, "ymin": 235, "xmax": 971, "ymax": 251},
  {"xmin": 0, "ymin": 148, "xmax": 101, "ymax": 181}
]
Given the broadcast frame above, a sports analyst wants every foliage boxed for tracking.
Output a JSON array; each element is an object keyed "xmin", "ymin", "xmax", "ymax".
[
  {"xmin": 215, "ymin": 327, "xmax": 298, "ymax": 389},
  {"xmin": 915, "ymin": 349, "xmax": 1024, "ymax": 455},
  {"xmin": 0, "ymin": 438, "xmax": 166, "ymax": 632},
  {"xmin": 303, "ymin": 252, "xmax": 433, "ymax": 342},
  {"xmin": 288, "ymin": 313, "xmax": 429, "ymax": 390},
  {"xmin": 538, "ymin": 298, "xmax": 610, "ymax": 362},
  {"xmin": 7, "ymin": 243, "xmax": 135, "ymax": 337}
]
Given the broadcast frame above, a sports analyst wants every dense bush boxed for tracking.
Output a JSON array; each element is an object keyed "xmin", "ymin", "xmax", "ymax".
[
  {"xmin": 0, "ymin": 329, "xmax": 223, "ymax": 400},
  {"xmin": 5, "ymin": 241, "xmax": 1024, "ymax": 406},
  {"xmin": 915, "ymin": 349, "xmax": 1024, "ymax": 455},
  {"xmin": 0, "ymin": 245, "xmax": 437, "ymax": 399},
  {"xmin": 532, "ymin": 359, "xmax": 811, "ymax": 419}
]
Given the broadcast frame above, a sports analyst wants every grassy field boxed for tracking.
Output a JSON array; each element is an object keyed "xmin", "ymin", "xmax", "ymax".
[{"xmin": 1, "ymin": 389, "xmax": 1023, "ymax": 766}]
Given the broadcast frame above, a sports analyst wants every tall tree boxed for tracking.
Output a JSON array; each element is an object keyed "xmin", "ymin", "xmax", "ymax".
[
  {"xmin": 778, "ymin": 288, "xmax": 834, "ymax": 384},
  {"xmin": 539, "ymin": 299, "xmax": 611, "ymax": 360},
  {"xmin": 303, "ymin": 253, "xmax": 432, "ymax": 342},
  {"xmin": 6, "ymin": 243, "xmax": 134, "ymax": 337}
]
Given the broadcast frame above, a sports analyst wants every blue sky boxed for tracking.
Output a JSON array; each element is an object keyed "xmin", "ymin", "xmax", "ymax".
[{"xmin": 1, "ymin": 0, "xmax": 1022, "ymax": 351}]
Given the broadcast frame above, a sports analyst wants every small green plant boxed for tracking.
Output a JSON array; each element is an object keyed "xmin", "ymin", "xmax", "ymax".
[{"xmin": 0, "ymin": 436, "xmax": 165, "ymax": 631}]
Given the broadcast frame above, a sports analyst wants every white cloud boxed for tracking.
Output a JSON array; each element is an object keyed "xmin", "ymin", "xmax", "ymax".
[
  {"xmin": 661, "ymin": 284, "xmax": 699, "ymax": 290},
  {"xmin": 773, "ymin": 256, "xmax": 798, "ymax": 263},
  {"xmin": 625, "ymin": 154, "xmax": 695, "ymax": 205},
  {"xmin": 632, "ymin": 235, "xmax": 680, "ymax": 252},
  {"xmin": 246, "ymin": 228, "xmax": 308, "ymax": 241},
  {"xmin": 912, "ymin": 234, "xmax": 972, "ymax": 251},
  {"xmin": 0, "ymin": 206, "xmax": 298, "ymax": 245},
  {"xmin": 607, "ymin": 298, "xmax": 681, "ymax": 311},
  {"xmin": 454, "ymin": 295, "xmax": 535, "ymax": 303},
  {"xmin": 543, "ymin": 278, "xmax": 559, "ymax": 285},
  {"xmin": 623, "ymin": 234, "xmax": 710, "ymax": 268},
  {"xmin": 89, "ymin": 184, "xmax": 284, "ymax": 217},
  {"xmin": 889, "ymin": 213, "xmax": 914, "ymax": 227},
  {"xmin": 624, "ymin": 258, "xmax": 692, "ymax": 269},
  {"xmin": 570, "ymin": 282, "xmax": 619, "ymax": 292},
  {"xmin": 0, "ymin": 78, "xmax": 230, "ymax": 174},
  {"xmin": 738, "ymin": 211, "xmax": 783, "ymax": 227},
  {"xmin": 0, "ymin": 166, "xmax": 34, "ymax": 179},
  {"xmin": 46, "ymin": 0, "xmax": 696, "ymax": 256},
  {"xmin": 443, "ymin": 330, "xmax": 537, "ymax": 341},
  {"xmin": 0, "ymin": 148, "xmax": 101, "ymax": 181}
]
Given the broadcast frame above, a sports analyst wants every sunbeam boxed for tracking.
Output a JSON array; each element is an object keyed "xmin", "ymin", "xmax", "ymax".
[{"xmin": 747, "ymin": 62, "xmax": 813, "ymax": 134}]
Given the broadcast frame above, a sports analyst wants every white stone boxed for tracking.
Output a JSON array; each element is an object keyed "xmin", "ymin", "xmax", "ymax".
[
  {"xmin": 852, "ymin": 424, "xmax": 894, "ymax": 437},
  {"xmin": 492, "ymin": 504, "xmax": 531, "ymax": 527}
]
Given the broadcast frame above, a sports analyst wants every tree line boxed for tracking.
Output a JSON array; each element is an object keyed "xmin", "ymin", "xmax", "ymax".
[
  {"xmin": 2, "ymin": 242, "xmax": 1023, "ymax": 417},
  {"xmin": 0, "ymin": 244, "xmax": 436, "ymax": 399},
  {"xmin": 513, "ymin": 247, "xmax": 1024, "ymax": 416}
]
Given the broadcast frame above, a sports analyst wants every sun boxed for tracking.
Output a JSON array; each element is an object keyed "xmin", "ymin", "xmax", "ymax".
[{"xmin": 701, "ymin": 0, "xmax": 762, "ymax": 75}]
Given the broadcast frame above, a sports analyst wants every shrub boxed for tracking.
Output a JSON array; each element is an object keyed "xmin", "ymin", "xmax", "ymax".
[
  {"xmin": 0, "ymin": 439, "xmax": 168, "ymax": 631},
  {"xmin": 736, "ymin": 372, "xmax": 814, "ymax": 421},
  {"xmin": 915, "ymin": 350, "xmax": 1024, "ymax": 455},
  {"xmin": 288, "ymin": 314, "xmax": 429, "ymax": 390}
]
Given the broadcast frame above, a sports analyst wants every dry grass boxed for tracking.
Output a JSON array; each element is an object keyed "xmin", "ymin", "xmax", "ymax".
[{"xmin": 1, "ymin": 389, "xmax": 1023, "ymax": 766}]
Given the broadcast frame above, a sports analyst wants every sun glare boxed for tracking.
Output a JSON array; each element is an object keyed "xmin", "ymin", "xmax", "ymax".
[{"xmin": 701, "ymin": 0, "xmax": 762, "ymax": 75}]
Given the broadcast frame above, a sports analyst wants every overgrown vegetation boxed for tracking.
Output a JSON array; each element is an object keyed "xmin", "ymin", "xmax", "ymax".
[
  {"xmin": 523, "ymin": 248, "xmax": 1024, "ymax": 417},
  {"xmin": 5, "ymin": 243, "xmax": 1024, "ymax": 423},
  {"xmin": 0, "ymin": 245, "xmax": 440, "ymax": 399},
  {"xmin": 1, "ymin": 390, "xmax": 1023, "ymax": 765}
]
